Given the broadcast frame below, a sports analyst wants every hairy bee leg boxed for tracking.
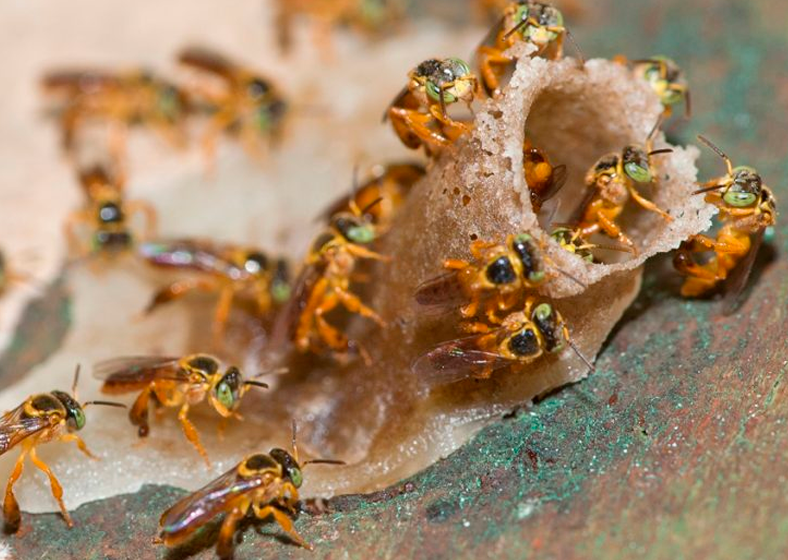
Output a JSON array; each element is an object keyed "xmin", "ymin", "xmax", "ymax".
[
  {"xmin": 60, "ymin": 434, "xmax": 98, "ymax": 460},
  {"xmin": 202, "ymin": 106, "xmax": 237, "ymax": 175},
  {"xmin": 431, "ymin": 106, "xmax": 471, "ymax": 142},
  {"xmin": 596, "ymin": 213, "xmax": 638, "ymax": 255},
  {"xmin": 691, "ymin": 233, "xmax": 749, "ymax": 255},
  {"xmin": 388, "ymin": 107, "xmax": 451, "ymax": 151},
  {"xmin": 178, "ymin": 404, "xmax": 210, "ymax": 467},
  {"xmin": 443, "ymin": 258, "xmax": 470, "ymax": 271},
  {"xmin": 129, "ymin": 386, "xmax": 152, "ymax": 437},
  {"xmin": 477, "ymin": 46, "xmax": 511, "ymax": 98},
  {"xmin": 143, "ymin": 278, "xmax": 219, "ymax": 315},
  {"xmin": 459, "ymin": 321, "xmax": 491, "ymax": 334},
  {"xmin": 255, "ymin": 505, "xmax": 313, "ymax": 550},
  {"xmin": 314, "ymin": 292, "xmax": 348, "ymax": 350},
  {"xmin": 3, "ymin": 449, "xmax": 27, "ymax": 530},
  {"xmin": 468, "ymin": 240, "xmax": 498, "ymax": 259},
  {"xmin": 627, "ymin": 186, "xmax": 673, "ymax": 221},
  {"xmin": 335, "ymin": 287, "xmax": 385, "ymax": 327},
  {"xmin": 216, "ymin": 506, "xmax": 246, "ymax": 559},
  {"xmin": 295, "ymin": 279, "xmax": 326, "ymax": 352},
  {"xmin": 213, "ymin": 285, "xmax": 235, "ymax": 342},
  {"xmin": 345, "ymin": 244, "xmax": 388, "ymax": 261},
  {"xmin": 29, "ymin": 447, "xmax": 72, "ymax": 528},
  {"xmin": 460, "ymin": 295, "xmax": 480, "ymax": 319},
  {"xmin": 126, "ymin": 200, "xmax": 158, "ymax": 242}
]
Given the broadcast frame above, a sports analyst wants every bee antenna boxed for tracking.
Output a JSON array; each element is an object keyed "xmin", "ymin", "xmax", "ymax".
[
  {"xmin": 253, "ymin": 367, "xmax": 288, "ymax": 378},
  {"xmin": 648, "ymin": 148, "xmax": 673, "ymax": 157},
  {"xmin": 244, "ymin": 380, "xmax": 270, "ymax": 389},
  {"xmin": 697, "ymin": 134, "xmax": 734, "ymax": 175},
  {"xmin": 82, "ymin": 400, "xmax": 127, "ymax": 409},
  {"xmin": 646, "ymin": 115, "xmax": 664, "ymax": 144},
  {"xmin": 291, "ymin": 419, "xmax": 299, "ymax": 464},
  {"xmin": 503, "ymin": 16, "xmax": 532, "ymax": 40},
  {"xmin": 566, "ymin": 30, "xmax": 585, "ymax": 65},
  {"xmin": 692, "ymin": 184, "xmax": 726, "ymax": 196},
  {"xmin": 567, "ymin": 338, "xmax": 595, "ymax": 374},
  {"xmin": 360, "ymin": 196, "xmax": 385, "ymax": 218},
  {"xmin": 302, "ymin": 459, "xmax": 346, "ymax": 467},
  {"xmin": 348, "ymin": 166, "xmax": 362, "ymax": 216},
  {"xmin": 72, "ymin": 364, "xmax": 81, "ymax": 399},
  {"xmin": 554, "ymin": 267, "xmax": 586, "ymax": 289}
]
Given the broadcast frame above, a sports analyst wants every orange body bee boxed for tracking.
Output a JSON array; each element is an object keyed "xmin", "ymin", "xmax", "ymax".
[
  {"xmin": 386, "ymin": 57, "xmax": 478, "ymax": 156},
  {"xmin": 523, "ymin": 138, "xmax": 567, "ymax": 212},
  {"xmin": 0, "ymin": 368, "xmax": 122, "ymax": 530},
  {"xmin": 41, "ymin": 68, "xmax": 189, "ymax": 155},
  {"xmin": 95, "ymin": 354, "xmax": 269, "ymax": 466},
  {"xmin": 178, "ymin": 46, "xmax": 288, "ymax": 167},
  {"xmin": 64, "ymin": 164, "xmax": 157, "ymax": 258},
  {"xmin": 139, "ymin": 239, "xmax": 291, "ymax": 340},
  {"xmin": 674, "ymin": 136, "xmax": 777, "ymax": 312},
  {"xmin": 476, "ymin": 1, "xmax": 568, "ymax": 97}
]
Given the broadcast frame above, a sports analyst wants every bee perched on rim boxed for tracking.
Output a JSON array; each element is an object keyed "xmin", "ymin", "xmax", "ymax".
[
  {"xmin": 476, "ymin": 1, "xmax": 572, "ymax": 97},
  {"xmin": 138, "ymin": 239, "xmax": 291, "ymax": 341},
  {"xmin": 415, "ymin": 233, "xmax": 584, "ymax": 324},
  {"xmin": 674, "ymin": 136, "xmax": 777, "ymax": 313},
  {"xmin": 94, "ymin": 354, "xmax": 271, "ymax": 466},
  {"xmin": 156, "ymin": 422, "xmax": 343, "ymax": 558},
  {"xmin": 412, "ymin": 297, "xmax": 592, "ymax": 384},
  {"xmin": 177, "ymin": 46, "xmax": 288, "ymax": 167},
  {"xmin": 274, "ymin": 199, "xmax": 388, "ymax": 362},
  {"xmin": 65, "ymin": 163, "xmax": 157, "ymax": 258},
  {"xmin": 319, "ymin": 162, "xmax": 426, "ymax": 228},
  {"xmin": 41, "ymin": 68, "xmax": 189, "ymax": 156},
  {"xmin": 0, "ymin": 366, "xmax": 124, "ymax": 531},
  {"xmin": 386, "ymin": 57, "xmax": 478, "ymax": 156},
  {"xmin": 570, "ymin": 121, "xmax": 674, "ymax": 255},
  {"xmin": 616, "ymin": 55, "xmax": 690, "ymax": 119}
]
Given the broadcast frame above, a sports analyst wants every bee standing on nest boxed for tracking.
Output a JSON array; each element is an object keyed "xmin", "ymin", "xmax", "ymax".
[
  {"xmin": 178, "ymin": 46, "xmax": 288, "ymax": 167},
  {"xmin": 156, "ymin": 423, "xmax": 343, "ymax": 558},
  {"xmin": 319, "ymin": 162, "xmax": 425, "ymax": 227},
  {"xmin": 616, "ymin": 56, "xmax": 690, "ymax": 119},
  {"xmin": 570, "ymin": 123, "xmax": 674, "ymax": 255},
  {"xmin": 94, "ymin": 354, "xmax": 271, "ymax": 466},
  {"xmin": 65, "ymin": 163, "xmax": 157, "ymax": 258},
  {"xmin": 0, "ymin": 367, "xmax": 124, "ymax": 531},
  {"xmin": 523, "ymin": 138, "xmax": 567, "ymax": 213},
  {"xmin": 386, "ymin": 57, "xmax": 478, "ymax": 156},
  {"xmin": 476, "ymin": 2, "xmax": 571, "ymax": 97},
  {"xmin": 275, "ymin": 200, "xmax": 387, "ymax": 362},
  {"xmin": 412, "ymin": 296, "xmax": 593, "ymax": 384},
  {"xmin": 139, "ymin": 239, "xmax": 291, "ymax": 341},
  {"xmin": 415, "ymin": 233, "xmax": 584, "ymax": 323},
  {"xmin": 674, "ymin": 136, "xmax": 776, "ymax": 313},
  {"xmin": 41, "ymin": 68, "xmax": 189, "ymax": 156}
]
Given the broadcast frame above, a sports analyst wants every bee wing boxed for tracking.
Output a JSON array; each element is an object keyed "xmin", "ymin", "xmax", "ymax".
[
  {"xmin": 160, "ymin": 466, "xmax": 266, "ymax": 539},
  {"xmin": 177, "ymin": 46, "xmax": 237, "ymax": 82},
  {"xmin": 93, "ymin": 356, "xmax": 183, "ymax": 392},
  {"xmin": 270, "ymin": 262, "xmax": 325, "ymax": 349},
  {"xmin": 411, "ymin": 334, "xmax": 513, "ymax": 385},
  {"xmin": 535, "ymin": 164, "xmax": 568, "ymax": 205},
  {"xmin": 41, "ymin": 70, "xmax": 120, "ymax": 93},
  {"xmin": 413, "ymin": 271, "xmax": 466, "ymax": 312},
  {"xmin": 0, "ymin": 405, "xmax": 53, "ymax": 456},
  {"xmin": 722, "ymin": 227, "xmax": 765, "ymax": 316},
  {"xmin": 567, "ymin": 181, "xmax": 599, "ymax": 226},
  {"xmin": 139, "ymin": 239, "xmax": 236, "ymax": 277}
]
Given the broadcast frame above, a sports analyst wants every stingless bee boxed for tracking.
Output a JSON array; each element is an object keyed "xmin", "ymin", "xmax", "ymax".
[
  {"xmin": 386, "ymin": 57, "xmax": 478, "ymax": 156},
  {"xmin": 412, "ymin": 297, "xmax": 592, "ymax": 384},
  {"xmin": 275, "ymin": 200, "xmax": 387, "ymax": 361},
  {"xmin": 0, "ymin": 367, "xmax": 123, "ymax": 530},
  {"xmin": 41, "ymin": 68, "xmax": 189, "ymax": 156},
  {"xmin": 570, "ymin": 122, "xmax": 674, "ymax": 255},
  {"xmin": 674, "ymin": 136, "xmax": 776, "ymax": 312},
  {"xmin": 319, "ymin": 162, "xmax": 425, "ymax": 227},
  {"xmin": 178, "ymin": 46, "xmax": 288, "ymax": 166},
  {"xmin": 616, "ymin": 56, "xmax": 690, "ymax": 118},
  {"xmin": 156, "ymin": 423, "xmax": 343, "ymax": 558},
  {"xmin": 476, "ymin": 1, "xmax": 570, "ymax": 97},
  {"xmin": 95, "ymin": 354, "xmax": 271, "ymax": 466},
  {"xmin": 523, "ymin": 138, "xmax": 567, "ymax": 213},
  {"xmin": 139, "ymin": 239, "xmax": 291, "ymax": 341},
  {"xmin": 65, "ymin": 163, "xmax": 157, "ymax": 257},
  {"xmin": 415, "ymin": 233, "xmax": 583, "ymax": 323}
]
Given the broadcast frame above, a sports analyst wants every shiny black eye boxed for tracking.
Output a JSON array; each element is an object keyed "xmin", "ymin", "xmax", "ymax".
[
  {"xmin": 99, "ymin": 203, "xmax": 123, "ymax": 224},
  {"xmin": 486, "ymin": 257, "xmax": 517, "ymax": 285},
  {"xmin": 509, "ymin": 329, "xmax": 540, "ymax": 357},
  {"xmin": 247, "ymin": 78, "xmax": 270, "ymax": 100}
]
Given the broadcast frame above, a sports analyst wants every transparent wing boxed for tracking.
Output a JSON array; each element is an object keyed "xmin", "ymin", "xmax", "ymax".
[
  {"xmin": 411, "ymin": 335, "xmax": 513, "ymax": 385},
  {"xmin": 723, "ymin": 228, "xmax": 765, "ymax": 316},
  {"xmin": 138, "ymin": 239, "xmax": 237, "ymax": 277},
  {"xmin": 93, "ymin": 356, "xmax": 182, "ymax": 389},
  {"xmin": 269, "ymin": 262, "xmax": 324, "ymax": 349},
  {"xmin": 414, "ymin": 271, "xmax": 465, "ymax": 309},
  {"xmin": 0, "ymin": 405, "xmax": 52, "ymax": 456},
  {"xmin": 535, "ymin": 164, "xmax": 568, "ymax": 205}
]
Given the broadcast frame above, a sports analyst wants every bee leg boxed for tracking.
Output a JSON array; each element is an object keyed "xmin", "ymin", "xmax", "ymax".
[
  {"xmin": 673, "ymin": 248, "xmax": 721, "ymax": 297},
  {"xmin": 28, "ymin": 447, "xmax": 72, "ymax": 528},
  {"xmin": 431, "ymin": 106, "xmax": 471, "ymax": 143},
  {"xmin": 388, "ymin": 107, "xmax": 450, "ymax": 151},
  {"xmin": 476, "ymin": 46, "xmax": 511, "ymax": 98},
  {"xmin": 239, "ymin": 124, "xmax": 271, "ymax": 165},
  {"xmin": 314, "ymin": 292, "xmax": 348, "ymax": 350},
  {"xmin": 335, "ymin": 287, "xmax": 385, "ymax": 327},
  {"xmin": 596, "ymin": 213, "xmax": 638, "ymax": 256},
  {"xmin": 3, "ymin": 449, "xmax": 27, "ymax": 531},
  {"xmin": 143, "ymin": 278, "xmax": 218, "ymax": 315},
  {"xmin": 443, "ymin": 258, "xmax": 470, "ymax": 271},
  {"xmin": 126, "ymin": 199, "xmax": 158, "ymax": 243},
  {"xmin": 459, "ymin": 321, "xmax": 491, "ymax": 334},
  {"xmin": 345, "ymin": 244, "xmax": 389, "ymax": 261},
  {"xmin": 627, "ymin": 186, "xmax": 672, "ymax": 221},
  {"xmin": 213, "ymin": 285, "xmax": 235, "ymax": 344},
  {"xmin": 63, "ymin": 209, "xmax": 93, "ymax": 258},
  {"xmin": 202, "ymin": 106, "xmax": 237, "ymax": 175},
  {"xmin": 254, "ymin": 505, "xmax": 313, "ymax": 550},
  {"xmin": 469, "ymin": 240, "xmax": 498, "ymax": 259},
  {"xmin": 108, "ymin": 122, "xmax": 129, "ymax": 166},
  {"xmin": 129, "ymin": 386, "xmax": 152, "ymax": 437},
  {"xmin": 216, "ymin": 506, "xmax": 246, "ymax": 559},
  {"xmin": 295, "ymin": 279, "xmax": 327, "ymax": 353},
  {"xmin": 178, "ymin": 404, "xmax": 210, "ymax": 467},
  {"xmin": 60, "ymin": 433, "xmax": 98, "ymax": 460}
]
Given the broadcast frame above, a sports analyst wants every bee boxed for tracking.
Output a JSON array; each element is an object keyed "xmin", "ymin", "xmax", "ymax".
[
  {"xmin": 550, "ymin": 227, "xmax": 595, "ymax": 263},
  {"xmin": 276, "ymin": 201, "xmax": 387, "ymax": 361},
  {"xmin": 94, "ymin": 354, "xmax": 270, "ymax": 466},
  {"xmin": 616, "ymin": 56, "xmax": 690, "ymax": 118},
  {"xmin": 386, "ymin": 57, "xmax": 478, "ymax": 156},
  {"xmin": 571, "ymin": 123, "xmax": 674, "ymax": 255},
  {"xmin": 178, "ymin": 46, "xmax": 288, "ymax": 166},
  {"xmin": 41, "ymin": 68, "xmax": 189, "ymax": 155},
  {"xmin": 674, "ymin": 136, "xmax": 777, "ymax": 312},
  {"xmin": 64, "ymin": 163, "xmax": 157, "ymax": 257},
  {"xmin": 412, "ymin": 297, "xmax": 592, "ymax": 384},
  {"xmin": 415, "ymin": 233, "xmax": 583, "ymax": 323},
  {"xmin": 319, "ymin": 162, "xmax": 425, "ymax": 227},
  {"xmin": 476, "ymin": 1, "xmax": 569, "ymax": 97},
  {"xmin": 523, "ymin": 138, "xmax": 567, "ymax": 213},
  {"xmin": 157, "ymin": 422, "xmax": 342, "ymax": 557},
  {"xmin": 0, "ymin": 367, "xmax": 123, "ymax": 530},
  {"xmin": 139, "ymin": 239, "xmax": 291, "ymax": 341}
]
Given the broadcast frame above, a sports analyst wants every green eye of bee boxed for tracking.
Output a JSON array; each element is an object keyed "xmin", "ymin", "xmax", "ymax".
[
  {"xmin": 534, "ymin": 303, "xmax": 553, "ymax": 321},
  {"xmin": 624, "ymin": 162, "xmax": 652, "ymax": 183},
  {"xmin": 216, "ymin": 382, "xmax": 234, "ymax": 409},
  {"xmin": 723, "ymin": 191, "xmax": 757, "ymax": 207},
  {"xmin": 271, "ymin": 282, "xmax": 291, "ymax": 304},
  {"xmin": 347, "ymin": 225, "xmax": 375, "ymax": 244},
  {"xmin": 256, "ymin": 107, "xmax": 271, "ymax": 132},
  {"xmin": 515, "ymin": 5, "xmax": 530, "ymax": 22},
  {"xmin": 289, "ymin": 467, "xmax": 303, "ymax": 488},
  {"xmin": 73, "ymin": 408, "xmax": 86, "ymax": 430},
  {"xmin": 426, "ymin": 81, "xmax": 457, "ymax": 103}
]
